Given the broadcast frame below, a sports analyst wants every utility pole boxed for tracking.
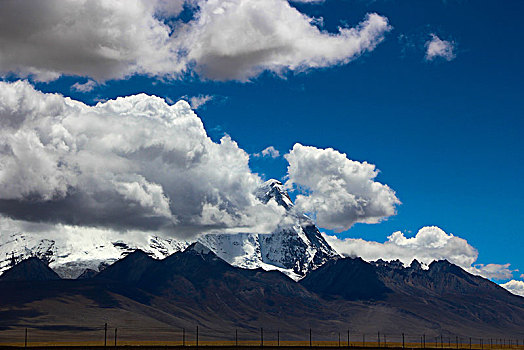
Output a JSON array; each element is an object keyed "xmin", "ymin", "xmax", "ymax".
[
  {"xmin": 114, "ymin": 328, "xmax": 117, "ymax": 347},
  {"xmin": 378, "ymin": 332, "xmax": 380, "ymax": 348},
  {"xmin": 339, "ymin": 333, "xmax": 341, "ymax": 348},
  {"xmin": 260, "ymin": 328, "xmax": 263, "ymax": 347},
  {"xmin": 183, "ymin": 328, "xmax": 185, "ymax": 346},
  {"xmin": 402, "ymin": 333, "xmax": 405, "ymax": 349},
  {"xmin": 310, "ymin": 328, "xmax": 312, "ymax": 347},
  {"xmin": 104, "ymin": 323, "xmax": 108, "ymax": 348},
  {"xmin": 24, "ymin": 328, "xmax": 27, "ymax": 350},
  {"xmin": 347, "ymin": 330, "xmax": 350, "ymax": 348},
  {"xmin": 278, "ymin": 330, "xmax": 280, "ymax": 347},
  {"xmin": 196, "ymin": 326, "xmax": 199, "ymax": 348},
  {"xmin": 424, "ymin": 334, "xmax": 426, "ymax": 349},
  {"xmin": 235, "ymin": 329, "xmax": 238, "ymax": 347}
]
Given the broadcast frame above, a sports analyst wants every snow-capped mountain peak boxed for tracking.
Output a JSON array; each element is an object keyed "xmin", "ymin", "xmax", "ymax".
[{"xmin": 256, "ymin": 179, "xmax": 294, "ymax": 210}]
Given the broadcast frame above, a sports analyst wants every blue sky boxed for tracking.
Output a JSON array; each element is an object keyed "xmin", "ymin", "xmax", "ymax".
[{"xmin": 1, "ymin": 0, "xmax": 523, "ymax": 283}]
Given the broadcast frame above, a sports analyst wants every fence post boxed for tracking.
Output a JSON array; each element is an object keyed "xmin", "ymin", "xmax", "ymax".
[
  {"xmin": 104, "ymin": 323, "xmax": 108, "ymax": 348},
  {"xmin": 424, "ymin": 334, "xmax": 426, "ymax": 349},
  {"xmin": 24, "ymin": 328, "xmax": 28, "ymax": 350},
  {"xmin": 402, "ymin": 333, "xmax": 405, "ymax": 349},
  {"xmin": 114, "ymin": 328, "xmax": 117, "ymax": 347},
  {"xmin": 378, "ymin": 332, "xmax": 380, "ymax": 348}
]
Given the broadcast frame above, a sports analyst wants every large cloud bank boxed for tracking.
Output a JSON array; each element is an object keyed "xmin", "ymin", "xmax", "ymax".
[
  {"xmin": 285, "ymin": 144, "xmax": 400, "ymax": 231},
  {"xmin": 324, "ymin": 226, "xmax": 515, "ymax": 280},
  {"xmin": 0, "ymin": 0, "xmax": 391, "ymax": 82},
  {"xmin": 0, "ymin": 81, "xmax": 398, "ymax": 238},
  {"xmin": 0, "ymin": 80, "xmax": 286, "ymax": 237}
]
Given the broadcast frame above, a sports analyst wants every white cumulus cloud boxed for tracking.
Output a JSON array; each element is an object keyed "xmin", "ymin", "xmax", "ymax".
[
  {"xmin": 0, "ymin": 0, "xmax": 391, "ymax": 82},
  {"xmin": 425, "ymin": 34, "xmax": 456, "ymax": 61},
  {"xmin": 324, "ymin": 226, "xmax": 516, "ymax": 280},
  {"xmin": 0, "ymin": 80, "xmax": 286, "ymax": 238},
  {"xmin": 0, "ymin": 0, "xmax": 183, "ymax": 81},
  {"xmin": 501, "ymin": 280, "xmax": 524, "ymax": 297},
  {"xmin": 285, "ymin": 144, "xmax": 400, "ymax": 231},
  {"xmin": 185, "ymin": 1, "xmax": 391, "ymax": 81}
]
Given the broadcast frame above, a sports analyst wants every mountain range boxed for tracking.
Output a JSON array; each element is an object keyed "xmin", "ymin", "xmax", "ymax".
[
  {"xmin": 1, "ymin": 243, "xmax": 524, "ymax": 344},
  {"xmin": 0, "ymin": 180, "xmax": 338, "ymax": 280}
]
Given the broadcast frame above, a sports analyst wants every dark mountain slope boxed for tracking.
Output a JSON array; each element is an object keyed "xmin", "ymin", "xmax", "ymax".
[
  {"xmin": 300, "ymin": 257, "xmax": 390, "ymax": 300},
  {"xmin": 95, "ymin": 249, "xmax": 156, "ymax": 283},
  {"xmin": 0, "ymin": 257, "xmax": 60, "ymax": 281},
  {"xmin": 300, "ymin": 257, "xmax": 524, "ymax": 337}
]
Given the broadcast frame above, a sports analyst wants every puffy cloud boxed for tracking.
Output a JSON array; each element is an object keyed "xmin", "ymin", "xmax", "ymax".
[
  {"xmin": 0, "ymin": 0, "xmax": 391, "ymax": 82},
  {"xmin": 0, "ymin": 0, "xmax": 183, "ymax": 81},
  {"xmin": 189, "ymin": 95, "xmax": 214, "ymax": 109},
  {"xmin": 284, "ymin": 144, "xmax": 400, "ymax": 231},
  {"xmin": 501, "ymin": 280, "xmax": 524, "ymax": 297},
  {"xmin": 254, "ymin": 146, "xmax": 281, "ymax": 159},
  {"xmin": 425, "ymin": 34, "xmax": 456, "ymax": 61},
  {"xmin": 324, "ymin": 226, "xmax": 516, "ymax": 280},
  {"xmin": 185, "ymin": 1, "xmax": 391, "ymax": 81},
  {"xmin": 0, "ymin": 81, "xmax": 285, "ymax": 238},
  {"xmin": 324, "ymin": 226, "xmax": 477, "ymax": 267},
  {"xmin": 71, "ymin": 80, "xmax": 97, "ymax": 93}
]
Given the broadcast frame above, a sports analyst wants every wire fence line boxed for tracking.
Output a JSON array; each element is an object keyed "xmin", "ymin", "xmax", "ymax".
[{"xmin": 1, "ymin": 325, "xmax": 524, "ymax": 349}]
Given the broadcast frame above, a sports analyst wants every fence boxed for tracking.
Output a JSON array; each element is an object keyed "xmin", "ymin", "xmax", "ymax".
[{"xmin": 1, "ymin": 326, "xmax": 523, "ymax": 349}]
